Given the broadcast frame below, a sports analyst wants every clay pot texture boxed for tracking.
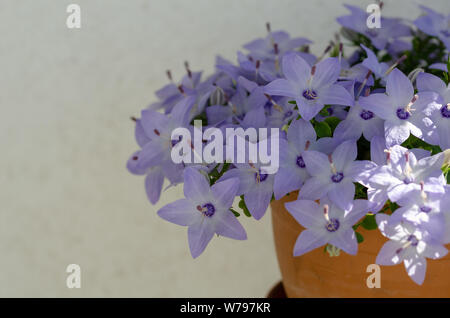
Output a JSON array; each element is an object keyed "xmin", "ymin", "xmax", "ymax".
[{"xmin": 271, "ymin": 192, "xmax": 450, "ymax": 297}]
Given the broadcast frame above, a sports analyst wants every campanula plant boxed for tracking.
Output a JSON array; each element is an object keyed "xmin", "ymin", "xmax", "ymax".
[{"xmin": 127, "ymin": 3, "xmax": 450, "ymax": 285}]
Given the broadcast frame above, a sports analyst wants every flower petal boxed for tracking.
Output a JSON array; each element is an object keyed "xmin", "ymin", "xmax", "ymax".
[
  {"xmin": 293, "ymin": 229, "xmax": 328, "ymax": 256},
  {"xmin": 215, "ymin": 211, "xmax": 247, "ymax": 240},
  {"xmin": 264, "ymin": 79, "xmax": 298, "ymax": 98},
  {"xmin": 145, "ymin": 168, "xmax": 164, "ymax": 204},
  {"xmin": 157, "ymin": 199, "xmax": 198, "ymax": 226},
  {"xmin": 188, "ymin": 221, "xmax": 215, "ymax": 258},
  {"xmin": 285, "ymin": 199, "xmax": 323, "ymax": 228}
]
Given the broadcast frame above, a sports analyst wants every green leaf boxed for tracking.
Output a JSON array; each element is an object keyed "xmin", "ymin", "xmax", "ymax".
[
  {"xmin": 239, "ymin": 196, "xmax": 252, "ymax": 217},
  {"xmin": 229, "ymin": 208, "xmax": 240, "ymax": 217},
  {"xmin": 288, "ymin": 100, "xmax": 297, "ymax": 105},
  {"xmin": 361, "ymin": 214, "xmax": 378, "ymax": 230},
  {"xmin": 314, "ymin": 121, "xmax": 332, "ymax": 138},
  {"xmin": 356, "ymin": 232, "xmax": 364, "ymax": 244},
  {"xmin": 324, "ymin": 116, "xmax": 341, "ymax": 134}
]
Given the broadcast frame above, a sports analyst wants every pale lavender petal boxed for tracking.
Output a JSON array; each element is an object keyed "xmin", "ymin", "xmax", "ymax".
[
  {"xmin": 319, "ymin": 84, "xmax": 354, "ymax": 106},
  {"xmin": 328, "ymin": 181, "xmax": 355, "ymax": 211},
  {"xmin": 422, "ymin": 244, "xmax": 448, "ymax": 260},
  {"xmin": 348, "ymin": 160, "xmax": 377, "ymax": 184},
  {"xmin": 295, "ymin": 98, "xmax": 324, "ymax": 121},
  {"xmin": 145, "ymin": 168, "xmax": 164, "ymax": 204},
  {"xmin": 127, "ymin": 150, "xmax": 147, "ymax": 175},
  {"xmin": 386, "ymin": 69, "xmax": 414, "ymax": 107},
  {"xmin": 345, "ymin": 199, "xmax": 372, "ymax": 225},
  {"xmin": 282, "ymin": 53, "xmax": 310, "ymax": 88},
  {"xmin": 274, "ymin": 167, "xmax": 304, "ymax": 199},
  {"xmin": 330, "ymin": 229, "xmax": 358, "ymax": 255},
  {"xmin": 358, "ymin": 93, "xmax": 393, "ymax": 120},
  {"xmin": 293, "ymin": 229, "xmax": 328, "ymax": 256},
  {"xmin": 188, "ymin": 221, "xmax": 215, "ymax": 258},
  {"xmin": 367, "ymin": 188, "xmax": 388, "ymax": 213},
  {"xmin": 332, "ymin": 140, "xmax": 357, "ymax": 171},
  {"xmin": 376, "ymin": 241, "xmax": 403, "ymax": 265},
  {"xmin": 285, "ymin": 200, "xmax": 323, "ymax": 228},
  {"xmin": 404, "ymin": 256, "xmax": 427, "ymax": 285},
  {"xmin": 312, "ymin": 57, "xmax": 340, "ymax": 88},
  {"xmin": 211, "ymin": 177, "xmax": 240, "ymax": 208},
  {"xmin": 157, "ymin": 199, "xmax": 198, "ymax": 226},
  {"xmin": 244, "ymin": 184, "xmax": 273, "ymax": 220},
  {"xmin": 264, "ymin": 79, "xmax": 298, "ymax": 98},
  {"xmin": 385, "ymin": 121, "xmax": 411, "ymax": 147},
  {"xmin": 416, "ymin": 73, "xmax": 446, "ymax": 94},
  {"xmin": 362, "ymin": 117, "xmax": 385, "ymax": 141},
  {"xmin": 287, "ymin": 118, "xmax": 316, "ymax": 146},
  {"xmin": 302, "ymin": 150, "xmax": 330, "ymax": 176},
  {"xmin": 437, "ymin": 121, "xmax": 450, "ymax": 150},
  {"xmin": 183, "ymin": 167, "xmax": 211, "ymax": 202},
  {"xmin": 215, "ymin": 211, "xmax": 247, "ymax": 240},
  {"xmin": 299, "ymin": 177, "xmax": 332, "ymax": 200},
  {"xmin": 370, "ymin": 135, "xmax": 388, "ymax": 165},
  {"xmin": 388, "ymin": 183, "xmax": 418, "ymax": 202}
]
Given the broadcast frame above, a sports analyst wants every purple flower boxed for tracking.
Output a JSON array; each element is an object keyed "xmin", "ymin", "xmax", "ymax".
[
  {"xmin": 337, "ymin": 4, "xmax": 410, "ymax": 50},
  {"xmin": 389, "ymin": 186, "xmax": 449, "ymax": 244},
  {"xmin": 334, "ymin": 81, "xmax": 384, "ymax": 142},
  {"xmin": 339, "ymin": 61, "xmax": 374, "ymax": 86},
  {"xmin": 360, "ymin": 145, "xmax": 445, "ymax": 204},
  {"xmin": 158, "ymin": 168, "xmax": 247, "ymax": 258},
  {"xmin": 358, "ymin": 68, "xmax": 437, "ymax": 147},
  {"xmin": 243, "ymin": 30, "xmax": 312, "ymax": 61},
  {"xmin": 264, "ymin": 53, "xmax": 354, "ymax": 121},
  {"xmin": 274, "ymin": 119, "xmax": 318, "ymax": 199},
  {"xmin": 207, "ymin": 82, "xmax": 267, "ymax": 128},
  {"xmin": 360, "ymin": 44, "xmax": 389, "ymax": 81},
  {"xmin": 414, "ymin": 5, "xmax": 450, "ymax": 51},
  {"xmin": 416, "ymin": 72, "xmax": 450, "ymax": 150},
  {"xmin": 265, "ymin": 97, "xmax": 297, "ymax": 129},
  {"xmin": 376, "ymin": 213, "xmax": 448, "ymax": 285},
  {"xmin": 127, "ymin": 98, "xmax": 193, "ymax": 203},
  {"xmin": 285, "ymin": 198, "xmax": 372, "ymax": 256},
  {"xmin": 220, "ymin": 154, "xmax": 275, "ymax": 220},
  {"xmin": 299, "ymin": 140, "xmax": 372, "ymax": 211}
]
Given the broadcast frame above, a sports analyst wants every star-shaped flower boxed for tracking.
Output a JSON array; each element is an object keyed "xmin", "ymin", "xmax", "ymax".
[
  {"xmin": 358, "ymin": 68, "xmax": 438, "ymax": 147},
  {"xmin": 264, "ymin": 53, "xmax": 354, "ymax": 121},
  {"xmin": 376, "ymin": 213, "xmax": 448, "ymax": 285},
  {"xmin": 299, "ymin": 140, "xmax": 372, "ymax": 211},
  {"xmin": 158, "ymin": 168, "xmax": 247, "ymax": 258},
  {"xmin": 285, "ymin": 198, "xmax": 372, "ymax": 256}
]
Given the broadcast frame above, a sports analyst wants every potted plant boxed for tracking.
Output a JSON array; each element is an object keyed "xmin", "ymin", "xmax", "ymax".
[{"xmin": 127, "ymin": 3, "xmax": 450, "ymax": 297}]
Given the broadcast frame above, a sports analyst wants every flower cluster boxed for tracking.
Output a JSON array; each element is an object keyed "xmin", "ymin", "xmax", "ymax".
[{"xmin": 127, "ymin": 4, "xmax": 450, "ymax": 285}]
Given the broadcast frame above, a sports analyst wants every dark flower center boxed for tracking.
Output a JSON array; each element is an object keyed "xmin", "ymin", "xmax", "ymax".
[
  {"xmin": 296, "ymin": 155, "xmax": 306, "ymax": 168},
  {"xmin": 283, "ymin": 110, "xmax": 293, "ymax": 119},
  {"xmin": 201, "ymin": 203, "xmax": 215, "ymax": 217},
  {"xmin": 440, "ymin": 104, "xmax": 450, "ymax": 118},
  {"xmin": 171, "ymin": 135, "xmax": 183, "ymax": 147},
  {"xmin": 407, "ymin": 235, "xmax": 419, "ymax": 247},
  {"xmin": 331, "ymin": 172, "xmax": 344, "ymax": 183},
  {"xmin": 441, "ymin": 30, "xmax": 450, "ymax": 37},
  {"xmin": 302, "ymin": 89, "xmax": 318, "ymax": 101},
  {"xmin": 360, "ymin": 109, "xmax": 374, "ymax": 120},
  {"xmin": 366, "ymin": 29, "xmax": 379, "ymax": 37},
  {"xmin": 403, "ymin": 176, "xmax": 413, "ymax": 184},
  {"xmin": 327, "ymin": 107, "xmax": 334, "ymax": 116},
  {"xmin": 396, "ymin": 108, "xmax": 410, "ymax": 120},
  {"xmin": 255, "ymin": 171, "xmax": 268, "ymax": 182},
  {"xmin": 325, "ymin": 218, "xmax": 340, "ymax": 232},
  {"xmin": 420, "ymin": 206, "xmax": 432, "ymax": 213}
]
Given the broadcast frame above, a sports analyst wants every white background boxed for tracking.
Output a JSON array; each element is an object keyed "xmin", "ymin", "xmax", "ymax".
[{"xmin": 0, "ymin": 0, "xmax": 448, "ymax": 297}]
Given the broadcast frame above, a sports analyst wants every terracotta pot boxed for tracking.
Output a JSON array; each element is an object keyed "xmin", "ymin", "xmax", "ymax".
[{"xmin": 271, "ymin": 192, "xmax": 450, "ymax": 297}]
